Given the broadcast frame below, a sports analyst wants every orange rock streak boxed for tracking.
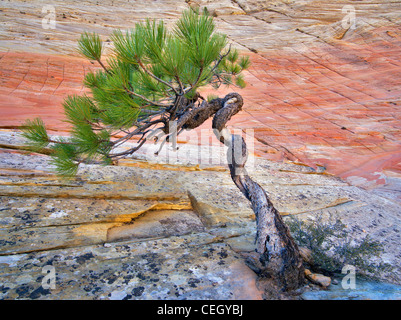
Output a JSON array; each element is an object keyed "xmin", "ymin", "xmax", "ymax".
[{"xmin": 1, "ymin": 26, "xmax": 401, "ymax": 188}]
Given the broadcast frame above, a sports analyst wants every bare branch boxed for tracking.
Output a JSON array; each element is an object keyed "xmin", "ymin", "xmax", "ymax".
[
  {"xmin": 210, "ymin": 44, "xmax": 231, "ymax": 75},
  {"xmin": 175, "ymin": 75, "xmax": 184, "ymax": 94},
  {"xmin": 96, "ymin": 58, "xmax": 111, "ymax": 74},
  {"xmin": 109, "ymin": 139, "xmax": 147, "ymax": 158},
  {"xmin": 111, "ymin": 119, "xmax": 165, "ymax": 147}
]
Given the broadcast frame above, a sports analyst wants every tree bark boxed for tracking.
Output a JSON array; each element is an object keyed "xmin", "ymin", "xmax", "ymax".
[
  {"xmin": 210, "ymin": 93, "xmax": 305, "ymax": 292},
  {"xmin": 148, "ymin": 91, "xmax": 305, "ymax": 293}
]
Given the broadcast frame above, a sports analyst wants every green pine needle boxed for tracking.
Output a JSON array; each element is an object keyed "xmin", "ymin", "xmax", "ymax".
[
  {"xmin": 78, "ymin": 32, "xmax": 103, "ymax": 61},
  {"xmin": 21, "ymin": 118, "xmax": 50, "ymax": 152},
  {"xmin": 239, "ymin": 55, "xmax": 251, "ymax": 70},
  {"xmin": 227, "ymin": 48, "xmax": 239, "ymax": 63},
  {"xmin": 235, "ymin": 74, "xmax": 246, "ymax": 88},
  {"xmin": 23, "ymin": 9, "xmax": 251, "ymax": 177},
  {"xmin": 63, "ymin": 94, "xmax": 95, "ymax": 125},
  {"xmin": 111, "ymin": 26, "xmax": 145, "ymax": 64},
  {"xmin": 50, "ymin": 142, "xmax": 79, "ymax": 177}
]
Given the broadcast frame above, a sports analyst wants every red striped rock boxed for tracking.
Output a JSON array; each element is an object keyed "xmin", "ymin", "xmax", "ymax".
[{"xmin": 1, "ymin": 1, "xmax": 401, "ymax": 193}]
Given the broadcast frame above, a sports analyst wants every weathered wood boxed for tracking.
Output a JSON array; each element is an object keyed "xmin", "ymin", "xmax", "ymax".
[{"xmin": 210, "ymin": 93, "xmax": 305, "ymax": 291}]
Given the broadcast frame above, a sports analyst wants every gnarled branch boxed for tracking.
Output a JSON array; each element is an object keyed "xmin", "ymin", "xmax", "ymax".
[{"xmin": 210, "ymin": 93, "xmax": 305, "ymax": 292}]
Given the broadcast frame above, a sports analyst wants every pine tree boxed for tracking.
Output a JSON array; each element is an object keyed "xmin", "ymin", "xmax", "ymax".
[
  {"xmin": 22, "ymin": 8, "xmax": 304, "ymax": 294},
  {"xmin": 23, "ymin": 9, "xmax": 249, "ymax": 176}
]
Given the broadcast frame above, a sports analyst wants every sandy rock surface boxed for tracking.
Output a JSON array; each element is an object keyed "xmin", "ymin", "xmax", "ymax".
[
  {"xmin": 1, "ymin": 0, "xmax": 401, "ymax": 299},
  {"xmin": 0, "ymin": 131, "xmax": 401, "ymax": 299}
]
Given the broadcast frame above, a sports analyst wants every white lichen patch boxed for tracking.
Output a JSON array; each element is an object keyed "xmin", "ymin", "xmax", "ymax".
[{"xmin": 49, "ymin": 210, "xmax": 69, "ymax": 218}]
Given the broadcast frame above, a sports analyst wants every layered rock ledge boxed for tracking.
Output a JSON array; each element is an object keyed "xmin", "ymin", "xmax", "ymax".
[
  {"xmin": 1, "ymin": 0, "xmax": 401, "ymax": 299},
  {"xmin": 0, "ymin": 131, "xmax": 401, "ymax": 299}
]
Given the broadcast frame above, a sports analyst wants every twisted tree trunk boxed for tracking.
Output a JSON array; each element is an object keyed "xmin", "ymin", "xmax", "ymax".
[
  {"xmin": 196, "ymin": 93, "xmax": 305, "ymax": 292},
  {"xmin": 147, "ymin": 91, "xmax": 304, "ymax": 293}
]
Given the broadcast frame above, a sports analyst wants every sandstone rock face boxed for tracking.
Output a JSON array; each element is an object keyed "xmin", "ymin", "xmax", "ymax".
[
  {"xmin": 2, "ymin": 0, "xmax": 401, "ymax": 192},
  {"xmin": 1, "ymin": 0, "xmax": 401, "ymax": 299},
  {"xmin": 1, "ymin": 131, "xmax": 401, "ymax": 300}
]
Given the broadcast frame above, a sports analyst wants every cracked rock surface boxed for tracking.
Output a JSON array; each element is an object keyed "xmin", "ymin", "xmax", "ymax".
[
  {"xmin": 1, "ymin": 0, "xmax": 401, "ymax": 299},
  {"xmin": 0, "ymin": 131, "xmax": 401, "ymax": 299}
]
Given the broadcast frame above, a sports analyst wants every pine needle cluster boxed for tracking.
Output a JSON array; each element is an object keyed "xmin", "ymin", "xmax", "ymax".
[{"xmin": 22, "ymin": 8, "xmax": 250, "ymax": 176}]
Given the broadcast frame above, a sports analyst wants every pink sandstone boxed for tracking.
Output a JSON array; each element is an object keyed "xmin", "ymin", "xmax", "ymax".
[{"xmin": 1, "ymin": 25, "xmax": 401, "ymax": 194}]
